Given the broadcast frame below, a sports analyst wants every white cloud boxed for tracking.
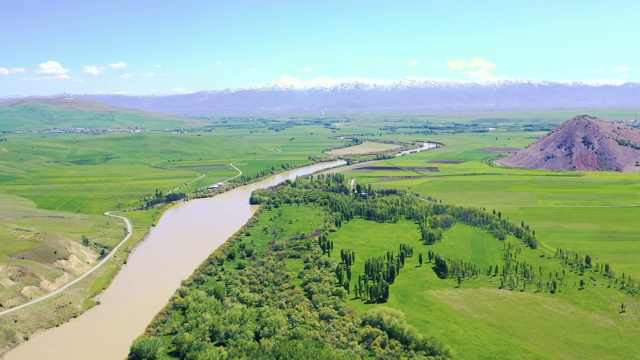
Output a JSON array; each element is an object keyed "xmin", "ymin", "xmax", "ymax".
[
  {"xmin": 155, "ymin": 64, "xmax": 162, "ymax": 69},
  {"xmin": 120, "ymin": 73, "xmax": 133, "ymax": 79},
  {"xmin": 410, "ymin": 60, "xmax": 418, "ymax": 66},
  {"xmin": 303, "ymin": 67, "xmax": 313, "ymax": 72},
  {"xmin": 0, "ymin": 67, "xmax": 26, "ymax": 75},
  {"xmin": 447, "ymin": 58, "xmax": 495, "ymax": 70},
  {"xmin": 447, "ymin": 60, "xmax": 466, "ymax": 69},
  {"xmin": 22, "ymin": 74, "xmax": 71, "ymax": 81},
  {"xmin": 448, "ymin": 57, "xmax": 498, "ymax": 80},
  {"xmin": 140, "ymin": 72, "xmax": 156, "ymax": 78},
  {"xmin": 83, "ymin": 65, "xmax": 105, "ymax": 75},
  {"xmin": 109, "ymin": 61, "xmax": 127, "ymax": 69},
  {"xmin": 214, "ymin": 61, "xmax": 223, "ymax": 66},
  {"xmin": 246, "ymin": 67, "xmax": 258, "ymax": 73},
  {"xmin": 36, "ymin": 61, "xmax": 69, "ymax": 75},
  {"xmin": 279, "ymin": 75, "xmax": 300, "ymax": 86},
  {"xmin": 468, "ymin": 69, "xmax": 499, "ymax": 81},
  {"xmin": 613, "ymin": 65, "xmax": 629, "ymax": 73},
  {"xmin": 591, "ymin": 68, "xmax": 604, "ymax": 73}
]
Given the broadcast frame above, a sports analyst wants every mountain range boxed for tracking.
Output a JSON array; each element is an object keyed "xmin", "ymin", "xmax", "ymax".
[{"xmin": 4, "ymin": 79, "xmax": 640, "ymax": 114}]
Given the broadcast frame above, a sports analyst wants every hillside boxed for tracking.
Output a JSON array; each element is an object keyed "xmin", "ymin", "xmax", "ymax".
[
  {"xmin": 498, "ymin": 115, "xmax": 640, "ymax": 172},
  {"xmin": 0, "ymin": 98, "xmax": 205, "ymax": 131}
]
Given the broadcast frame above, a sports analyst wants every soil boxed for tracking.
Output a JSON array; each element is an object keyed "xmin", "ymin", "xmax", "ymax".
[
  {"xmin": 352, "ymin": 166, "xmax": 404, "ymax": 171},
  {"xmin": 498, "ymin": 115, "xmax": 640, "ymax": 172},
  {"xmin": 376, "ymin": 176, "xmax": 434, "ymax": 182},
  {"xmin": 428, "ymin": 160, "xmax": 465, "ymax": 164},
  {"xmin": 407, "ymin": 167, "xmax": 439, "ymax": 172}
]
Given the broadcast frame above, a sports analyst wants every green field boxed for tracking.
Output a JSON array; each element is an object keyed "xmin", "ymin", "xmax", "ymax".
[
  {"xmin": 330, "ymin": 220, "xmax": 640, "ymax": 359},
  {"xmin": 319, "ymin": 123, "xmax": 640, "ymax": 358},
  {"xmin": 135, "ymin": 167, "xmax": 640, "ymax": 359},
  {"xmin": 0, "ymin": 106, "xmax": 348, "ymax": 354},
  {"xmin": 338, "ymin": 131, "xmax": 640, "ymax": 280},
  {"xmin": 0, "ymin": 98, "xmax": 206, "ymax": 131},
  {"xmin": 2, "ymin": 100, "xmax": 640, "ymax": 358}
]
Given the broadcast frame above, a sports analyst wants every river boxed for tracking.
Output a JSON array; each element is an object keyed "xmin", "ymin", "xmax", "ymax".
[
  {"xmin": 4, "ymin": 160, "xmax": 345, "ymax": 360},
  {"xmin": 396, "ymin": 142, "xmax": 439, "ymax": 156}
]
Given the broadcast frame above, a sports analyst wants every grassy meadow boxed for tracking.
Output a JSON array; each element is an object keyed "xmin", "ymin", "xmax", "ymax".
[
  {"xmin": 0, "ymin": 98, "xmax": 206, "ymax": 131},
  {"xmin": 336, "ymin": 130, "xmax": 640, "ymax": 279},
  {"xmin": 2, "ymin": 101, "xmax": 640, "ymax": 358},
  {"xmin": 328, "ymin": 219, "xmax": 640, "ymax": 359},
  {"xmin": 0, "ymin": 110, "xmax": 345, "ymax": 353}
]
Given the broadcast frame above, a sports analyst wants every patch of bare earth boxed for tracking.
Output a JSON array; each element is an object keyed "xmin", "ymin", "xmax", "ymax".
[
  {"xmin": 407, "ymin": 167, "xmax": 439, "ymax": 172},
  {"xmin": 352, "ymin": 166, "xmax": 404, "ymax": 172},
  {"xmin": 499, "ymin": 115, "xmax": 640, "ymax": 172},
  {"xmin": 428, "ymin": 159, "xmax": 465, "ymax": 164},
  {"xmin": 2, "ymin": 234, "xmax": 98, "ymax": 308}
]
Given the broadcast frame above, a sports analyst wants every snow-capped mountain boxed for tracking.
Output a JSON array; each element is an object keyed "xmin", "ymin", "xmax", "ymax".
[{"xmin": 27, "ymin": 79, "xmax": 640, "ymax": 114}]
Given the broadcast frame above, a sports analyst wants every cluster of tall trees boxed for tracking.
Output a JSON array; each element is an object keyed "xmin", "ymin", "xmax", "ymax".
[
  {"xmin": 420, "ymin": 223, "xmax": 444, "ymax": 244},
  {"xmin": 555, "ymin": 247, "xmax": 639, "ymax": 294},
  {"xmin": 318, "ymin": 233, "xmax": 334, "ymax": 256},
  {"xmin": 355, "ymin": 273, "xmax": 390, "ymax": 303},
  {"xmin": 324, "ymin": 188, "xmax": 538, "ymax": 249},
  {"xmin": 140, "ymin": 189, "xmax": 187, "ymax": 209},
  {"xmin": 335, "ymin": 248, "xmax": 355, "ymax": 293},
  {"xmin": 340, "ymin": 248, "xmax": 356, "ymax": 267},
  {"xmin": 251, "ymin": 172, "xmax": 542, "ymax": 297},
  {"xmin": 399, "ymin": 243, "xmax": 414, "ymax": 262},
  {"xmin": 130, "ymin": 200, "xmax": 453, "ymax": 359},
  {"xmin": 353, "ymin": 245, "xmax": 414, "ymax": 302},
  {"xmin": 432, "ymin": 252, "xmax": 479, "ymax": 280}
]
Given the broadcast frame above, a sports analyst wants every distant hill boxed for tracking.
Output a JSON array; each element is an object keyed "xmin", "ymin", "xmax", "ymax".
[
  {"xmin": 55, "ymin": 79, "xmax": 640, "ymax": 114},
  {"xmin": 0, "ymin": 98, "xmax": 206, "ymax": 132},
  {"xmin": 498, "ymin": 115, "xmax": 640, "ymax": 172}
]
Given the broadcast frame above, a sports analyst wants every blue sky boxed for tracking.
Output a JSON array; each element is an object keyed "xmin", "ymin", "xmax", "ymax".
[{"xmin": 2, "ymin": 0, "xmax": 639, "ymax": 96}]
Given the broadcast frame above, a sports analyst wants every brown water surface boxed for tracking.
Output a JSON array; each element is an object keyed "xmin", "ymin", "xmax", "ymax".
[{"xmin": 4, "ymin": 161, "xmax": 344, "ymax": 360}]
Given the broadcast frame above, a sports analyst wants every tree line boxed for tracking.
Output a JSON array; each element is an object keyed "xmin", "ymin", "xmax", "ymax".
[{"xmin": 130, "ymin": 197, "xmax": 453, "ymax": 359}]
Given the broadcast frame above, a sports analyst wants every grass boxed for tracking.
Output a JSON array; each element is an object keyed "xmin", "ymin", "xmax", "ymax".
[
  {"xmin": 3, "ymin": 106, "xmax": 640, "ymax": 358},
  {"xmin": 327, "ymin": 141, "xmax": 400, "ymax": 155},
  {"xmin": 337, "ymin": 130, "xmax": 640, "ymax": 281},
  {"xmin": 310, "ymin": 122, "xmax": 640, "ymax": 358},
  {"xmin": 0, "ymin": 112, "xmax": 351, "ymax": 355},
  {"xmin": 322, "ymin": 217, "xmax": 640, "ymax": 359},
  {"xmin": 0, "ymin": 98, "xmax": 206, "ymax": 131}
]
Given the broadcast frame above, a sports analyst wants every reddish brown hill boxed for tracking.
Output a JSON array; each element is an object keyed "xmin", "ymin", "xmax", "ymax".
[{"xmin": 498, "ymin": 115, "xmax": 640, "ymax": 172}]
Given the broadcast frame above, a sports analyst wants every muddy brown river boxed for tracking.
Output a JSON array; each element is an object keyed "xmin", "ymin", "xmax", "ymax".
[{"xmin": 4, "ymin": 161, "xmax": 345, "ymax": 360}]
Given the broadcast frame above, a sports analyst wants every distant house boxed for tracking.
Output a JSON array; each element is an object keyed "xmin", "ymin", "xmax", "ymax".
[{"xmin": 207, "ymin": 182, "xmax": 224, "ymax": 190}]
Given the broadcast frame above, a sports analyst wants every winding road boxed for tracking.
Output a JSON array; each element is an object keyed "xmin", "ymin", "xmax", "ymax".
[
  {"xmin": 0, "ymin": 212, "xmax": 132, "ymax": 317},
  {"xmin": 0, "ymin": 148, "xmax": 281, "ymax": 318}
]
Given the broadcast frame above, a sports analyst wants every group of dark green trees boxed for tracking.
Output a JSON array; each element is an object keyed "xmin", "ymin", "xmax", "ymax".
[
  {"xmin": 133, "ymin": 172, "xmax": 555, "ymax": 359},
  {"xmin": 140, "ymin": 189, "xmax": 187, "ymax": 209},
  {"xmin": 130, "ymin": 176, "xmax": 454, "ymax": 358}
]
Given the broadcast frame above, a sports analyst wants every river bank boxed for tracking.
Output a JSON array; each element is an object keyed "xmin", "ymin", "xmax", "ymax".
[{"xmin": 3, "ymin": 160, "xmax": 346, "ymax": 360}]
